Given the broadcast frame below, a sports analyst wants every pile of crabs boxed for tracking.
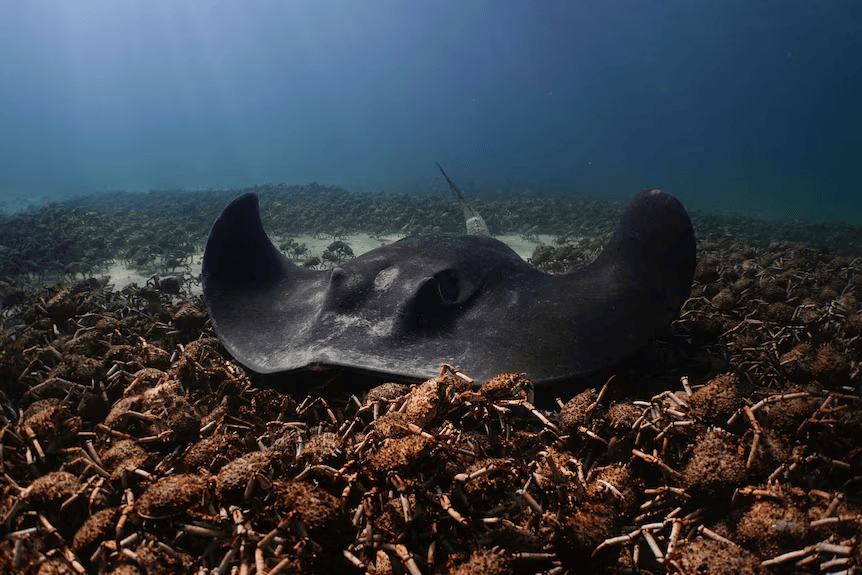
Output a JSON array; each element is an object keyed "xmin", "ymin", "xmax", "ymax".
[{"xmin": 0, "ymin": 236, "xmax": 860, "ymax": 574}]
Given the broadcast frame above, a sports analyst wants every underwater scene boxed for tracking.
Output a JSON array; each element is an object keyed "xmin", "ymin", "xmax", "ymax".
[{"xmin": 1, "ymin": 2, "xmax": 861, "ymax": 574}]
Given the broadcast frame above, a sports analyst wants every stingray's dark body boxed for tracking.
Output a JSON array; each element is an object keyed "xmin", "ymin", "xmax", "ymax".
[{"xmin": 201, "ymin": 190, "xmax": 696, "ymax": 384}]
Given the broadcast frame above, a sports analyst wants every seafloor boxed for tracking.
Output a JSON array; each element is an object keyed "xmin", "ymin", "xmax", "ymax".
[{"xmin": 0, "ymin": 184, "xmax": 861, "ymax": 574}]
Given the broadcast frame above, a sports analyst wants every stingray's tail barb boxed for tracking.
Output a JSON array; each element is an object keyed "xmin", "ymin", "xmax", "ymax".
[{"xmin": 435, "ymin": 162, "xmax": 490, "ymax": 236}]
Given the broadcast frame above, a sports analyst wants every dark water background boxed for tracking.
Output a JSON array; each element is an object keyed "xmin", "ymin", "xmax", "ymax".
[{"xmin": 1, "ymin": 1, "xmax": 860, "ymax": 223}]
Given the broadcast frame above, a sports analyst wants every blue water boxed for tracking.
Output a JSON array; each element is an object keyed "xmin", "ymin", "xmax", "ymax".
[{"xmin": 1, "ymin": 1, "xmax": 860, "ymax": 223}]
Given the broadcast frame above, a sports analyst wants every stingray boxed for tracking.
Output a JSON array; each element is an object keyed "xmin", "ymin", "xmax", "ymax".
[{"xmin": 201, "ymin": 188, "xmax": 696, "ymax": 385}]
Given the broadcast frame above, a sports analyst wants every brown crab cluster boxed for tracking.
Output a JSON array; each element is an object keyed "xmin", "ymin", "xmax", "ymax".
[{"xmin": 0, "ymin": 235, "xmax": 860, "ymax": 574}]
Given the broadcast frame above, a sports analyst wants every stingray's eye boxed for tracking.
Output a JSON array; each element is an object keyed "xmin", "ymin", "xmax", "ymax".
[
  {"xmin": 433, "ymin": 270, "xmax": 459, "ymax": 305},
  {"xmin": 323, "ymin": 266, "xmax": 367, "ymax": 311},
  {"xmin": 414, "ymin": 271, "xmax": 459, "ymax": 309},
  {"xmin": 403, "ymin": 270, "xmax": 461, "ymax": 332}
]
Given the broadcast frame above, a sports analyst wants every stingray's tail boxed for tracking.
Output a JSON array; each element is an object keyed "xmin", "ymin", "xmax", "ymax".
[{"xmin": 435, "ymin": 162, "xmax": 490, "ymax": 236}]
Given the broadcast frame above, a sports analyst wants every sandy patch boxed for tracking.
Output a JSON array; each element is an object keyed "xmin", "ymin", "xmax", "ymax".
[{"xmin": 104, "ymin": 234, "xmax": 557, "ymax": 294}]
